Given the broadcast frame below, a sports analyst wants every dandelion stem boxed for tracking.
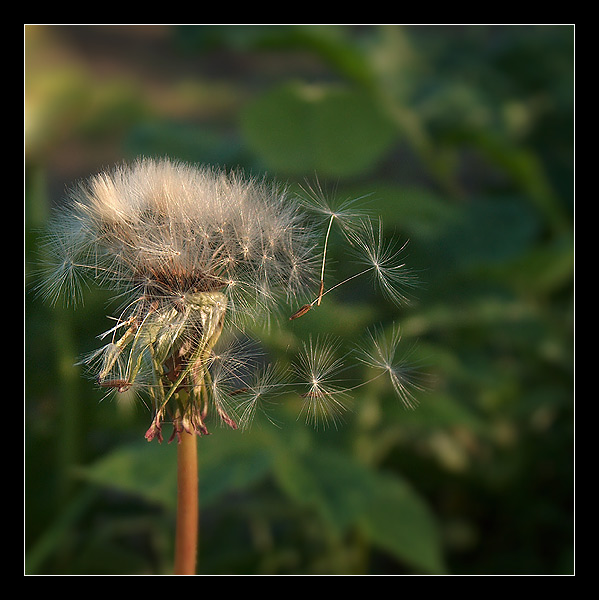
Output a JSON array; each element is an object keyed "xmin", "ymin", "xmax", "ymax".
[
  {"xmin": 174, "ymin": 421, "xmax": 199, "ymax": 575},
  {"xmin": 316, "ymin": 267, "xmax": 373, "ymax": 300},
  {"xmin": 289, "ymin": 267, "xmax": 374, "ymax": 320},
  {"xmin": 317, "ymin": 215, "xmax": 335, "ymax": 305}
]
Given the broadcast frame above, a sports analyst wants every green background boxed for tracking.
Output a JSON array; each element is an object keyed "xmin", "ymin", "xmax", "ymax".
[{"xmin": 25, "ymin": 25, "xmax": 574, "ymax": 575}]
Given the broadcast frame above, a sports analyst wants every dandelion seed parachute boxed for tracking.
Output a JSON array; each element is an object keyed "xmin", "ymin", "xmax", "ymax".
[
  {"xmin": 293, "ymin": 336, "xmax": 350, "ymax": 428},
  {"xmin": 354, "ymin": 324, "xmax": 424, "ymax": 409},
  {"xmin": 348, "ymin": 218, "xmax": 416, "ymax": 307}
]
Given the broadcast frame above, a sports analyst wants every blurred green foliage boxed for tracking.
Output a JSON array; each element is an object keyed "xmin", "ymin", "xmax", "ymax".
[{"xmin": 25, "ymin": 25, "xmax": 574, "ymax": 575}]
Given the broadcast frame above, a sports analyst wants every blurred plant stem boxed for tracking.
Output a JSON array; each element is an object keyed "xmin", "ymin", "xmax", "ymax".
[
  {"xmin": 53, "ymin": 304, "xmax": 81, "ymax": 501},
  {"xmin": 174, "ymin": 418, "xmax": 199, "ymax": 575},
  {"xmin": 297, "ymin": 26, "xmax": 464, "ymax": 199},
  {"xmin": 27, "ymin": 164, "xmax": 81, "ymax": 501}
]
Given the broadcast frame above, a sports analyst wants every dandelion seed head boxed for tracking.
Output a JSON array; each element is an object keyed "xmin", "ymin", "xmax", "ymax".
[
  {"xmin": 38, "ymin": 157, "xmax": 424, "ymax": 439},
  {"xmin": 41, "ymin": 157, "xmax": 318, "ymax": 323}
]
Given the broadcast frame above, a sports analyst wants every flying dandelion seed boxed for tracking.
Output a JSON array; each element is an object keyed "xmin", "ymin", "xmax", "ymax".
[
  {"xmin": 234, "ymin": 363, "xmax": 287, "ymax": 430},
  {"xmin": 298, "ymin": 180, "xmax": 373, "ymax": 307},
  {"xmin": 348, "ymin": 218, "xmax": 417, "ymax": 307},
  {"xmin": 354, "ymin": 324, "xmax": 424, "ymax": 410},
  {"xmin": 288, "ymin": 199, "xmax": 414, "ymax": 320},
  {"xmin": 293, "ymin": 336, "xmax": 350, "ymax": 428}
]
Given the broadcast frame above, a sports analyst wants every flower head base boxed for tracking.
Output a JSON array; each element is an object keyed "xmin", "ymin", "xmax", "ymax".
[{"xmin": 39, "ymin": 157, "xmax": 421, "ymax": 437}]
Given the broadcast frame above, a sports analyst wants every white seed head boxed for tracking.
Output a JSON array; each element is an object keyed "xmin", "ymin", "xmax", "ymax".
[{"xmin": 40, "ymin": 157, "xmax": 318, "ymax": 324}]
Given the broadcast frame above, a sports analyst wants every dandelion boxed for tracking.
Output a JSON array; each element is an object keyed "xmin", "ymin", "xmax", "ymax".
[
  {"xmin": 38, "ymin": 159, "xmax": 418, "ymax": 428},
  {"xmin": 39, "ymin": 157, "xmax": 318, "ymax": 440},
  {"xmin": 38, "ymin": 156, "xmax": 421, "ymax": 574},
  {"xmin": 38, "ymin": 157, "xmax": 321, "ymax": 574}
]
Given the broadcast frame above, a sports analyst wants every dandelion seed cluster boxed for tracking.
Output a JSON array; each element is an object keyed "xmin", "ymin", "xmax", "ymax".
[{"xmin": 39, "ymin": 157, "xmax": 419, "ymax": 439}]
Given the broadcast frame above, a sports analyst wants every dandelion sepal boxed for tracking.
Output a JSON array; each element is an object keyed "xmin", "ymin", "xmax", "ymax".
[{"xmin": 150, "ymin": 291, "xmax": 229, "ymax": 440}]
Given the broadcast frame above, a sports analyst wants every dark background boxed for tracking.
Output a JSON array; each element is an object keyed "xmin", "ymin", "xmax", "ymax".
[{"xmin": 25, "ymin": 25, "xmax": 574, "ymax": 575}]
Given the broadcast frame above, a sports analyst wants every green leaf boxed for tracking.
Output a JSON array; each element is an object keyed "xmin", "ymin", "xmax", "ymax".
[
  {"xmin": 76, "ymin": 432, "xmax": 273, "ymax": 511},
  {"xmin": 77, "ymin": 433, "xmax": 446, "ymax": 573},
  {"xmin": 196, "ymin": 433, "xmax": 274, "ymax": 506},
  {"xmin": 240, "ymin": 82, "xmax": 396, "ymax": 177},
  {"xmin": 75, "ymin": 441, "xmax": 179, "ymax": 509},
  {"xmin": 273, "ymin": 444, "xmax": 446, "ymax": 573}
]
